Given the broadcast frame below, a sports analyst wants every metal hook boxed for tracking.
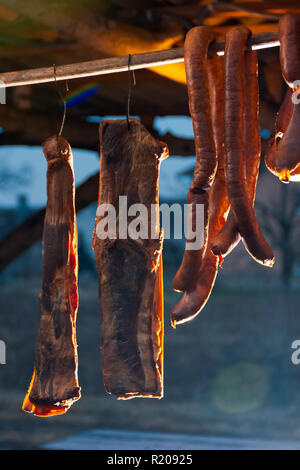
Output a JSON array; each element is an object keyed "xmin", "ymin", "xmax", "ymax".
[
  {"xmin": 126, "ymin": 54, "xmax": 136, "ymax": 131},
  {"xmin": 53, "ymin": 64, "xmax": 69, "ymax": 137}
]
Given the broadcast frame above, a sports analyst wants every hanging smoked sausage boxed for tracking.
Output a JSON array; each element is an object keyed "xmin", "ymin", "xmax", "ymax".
[
  {"xmin": 265, "ymin": 14, "xmax": 300, "ymax": 183},
  {"xmin": 222, "ymin": 26, "xmax": 274, "ymax": 267},
  {"xmin": 171, "ymin": 54, "xmax": 229, "ymax": 326},
  {"xmin": 172, "ymin": 26, "xmax": 218, "ymax": 293},
  {"xmin": 212, "ymin": 50, "xmax": 262, "ymax": 259}
]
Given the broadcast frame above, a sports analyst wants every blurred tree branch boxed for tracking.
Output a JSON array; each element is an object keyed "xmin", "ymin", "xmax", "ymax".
[
  {"xmin": 256, "ymin": 184, "xmax": 300, "ymax": 288},
  {"xmin": 0, "ymin": 171, "xmax": 99, "ymax": 272}
]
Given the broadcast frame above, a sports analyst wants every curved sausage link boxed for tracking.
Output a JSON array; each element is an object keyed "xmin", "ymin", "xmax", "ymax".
[
  {"xmin": 212, "ymin": 50, "xmax": 261, "ymax": 258},
  {"xmin": 264, "ymin": 14, "xmax": 300, "ymax": 183},
  {"xmin": 171, "ymin": 250, "xmax": 218, "ymax": 327},
  {"xmin": 172, "ymin": 26, "xmax": 218, "ymax": 293},
  {"xmin": 264, "ymin": 87, "xmax": 298, "ymax": 181},
  {"xmin": 171, "ymin": 55, "xmax": 230, "ymax": 327},
  {"xmin": 223, "ymin": 26, "xmax": 274, "ymax": 267},
  {"xmin": 279, "ymin": 14, "xmax": 300, "ymax": 88}
]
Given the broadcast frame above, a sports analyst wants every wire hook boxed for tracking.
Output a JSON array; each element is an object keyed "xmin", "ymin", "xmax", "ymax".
[
  {"xmin": 53, "ymin": 64, "xmax": 69, "ymax": 137},
  {"xmin": 126, "ymin": 54, "xmax": 136, "ymax": 131}
]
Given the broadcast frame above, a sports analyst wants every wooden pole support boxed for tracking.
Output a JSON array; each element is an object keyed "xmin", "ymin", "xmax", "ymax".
[{"xmin": 0, "ymin": 32, "xmax": 279, "ymax": 88}]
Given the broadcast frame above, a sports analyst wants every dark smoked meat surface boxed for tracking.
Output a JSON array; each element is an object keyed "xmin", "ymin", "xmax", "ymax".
[
  {"xmin": 23, "ymin": 135, "xmax": 80, "ymax": 417},
  {"xmin": 93, "ymin": 119, "xmax": 168, "ymax": 399}
]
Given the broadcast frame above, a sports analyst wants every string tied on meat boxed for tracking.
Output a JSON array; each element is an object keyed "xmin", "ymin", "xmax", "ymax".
[
  {"xmin": 126, "ymin": 54, "xmax": 136, "ymax": 131},
  {"xmin": 53, "ymin": 64, "xmax": 69, "ymax": 137}
]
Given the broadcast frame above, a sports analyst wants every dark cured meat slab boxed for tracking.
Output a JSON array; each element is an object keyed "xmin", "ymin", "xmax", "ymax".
[
  {"xmin": 23, "ymin": 136, "xmax": 81, "ymax": 417},
  {"xmin": 93, "ymin": 119, "xmax": 168, "ymax": 399}
]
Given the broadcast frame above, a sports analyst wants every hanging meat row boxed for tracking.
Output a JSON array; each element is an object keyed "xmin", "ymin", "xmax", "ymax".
[{"xmin": 22, "ymin": 13, "xmax": 300, "ymax": 416}]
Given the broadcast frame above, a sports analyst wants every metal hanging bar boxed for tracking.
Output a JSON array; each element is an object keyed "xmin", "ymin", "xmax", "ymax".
[{"xmin": 0, "ymin": 31, "xmax": 279, "ymax": 88}]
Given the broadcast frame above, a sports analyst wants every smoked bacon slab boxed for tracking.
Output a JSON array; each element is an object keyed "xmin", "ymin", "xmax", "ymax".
[
  {"xmin": 93, "ymin": 119, "xmax": 168, "ymax": 399},
  {"xmin": 23, "ymin": 135, "xmax": 81, "ymax": 417}
]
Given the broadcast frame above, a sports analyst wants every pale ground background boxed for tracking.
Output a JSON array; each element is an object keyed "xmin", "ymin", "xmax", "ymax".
[{"xmin": 1, "ymin": 275, "xmax": 300, "ymax": 449}]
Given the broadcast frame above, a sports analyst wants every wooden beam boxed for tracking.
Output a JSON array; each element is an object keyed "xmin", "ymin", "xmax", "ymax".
[
  {"xmin": 0, "ymin": 105, "xmax": 99, "ymax": 151},
  {"xmin": 0, "ymin": 48, "xmax": 185, "ymax": 87},
  {"xmin": 0, "ymin": 0, "xmax": 183, "ymax": 83},
  {"xmin": 0, "ymin": 31, "xmax": 279, "ymax": 88},
  {"xmin": 149, "ymin": 0, "xmax": 300, "ymax": 21},
  {"xmin": 0, "ymin": 171, "xmax": 99, "ymax": 272},
  {"xmin": 0, "ymin": 130, "xmax": 195, "ymax": 157},
  {"xmin": 152, "ymin": 130, "xmax": 195, "ymax": 157},
  {"xmin": 0, "ymin": 105, "xmax": 195, "ymax": 155}
]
